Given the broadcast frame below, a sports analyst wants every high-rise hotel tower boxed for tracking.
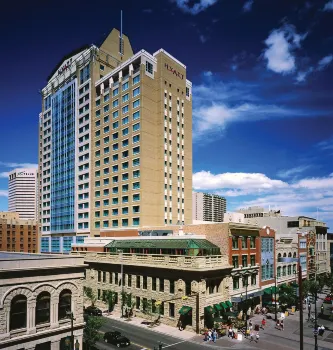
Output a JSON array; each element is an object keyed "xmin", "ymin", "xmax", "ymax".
[{"xmin": 38, "ymin": 28, "xmax": 192, "ymax": 251}]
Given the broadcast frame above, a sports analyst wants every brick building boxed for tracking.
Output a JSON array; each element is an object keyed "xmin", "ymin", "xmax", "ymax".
[{"xmin": 0, "ymin": 212, "xmax": 38, "ymax": 253}]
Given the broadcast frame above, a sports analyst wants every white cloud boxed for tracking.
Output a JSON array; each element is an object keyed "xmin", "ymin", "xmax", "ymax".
[
  {"xmin": 194, "ymin": 170, "xmax": 333, "ymax": 226},
  {"xmin": 323, "ymin": 1, "xmax": 333, "ymax": 11},
  {"xmin": 316, "ymin": 136, "xmax": 333, "ymax": 151},
  {"xmin": 243, "ymin": 0, "xmax": 254, "ymax": 12},
  {"xmin": 277, "ymin": 165, "xmax": 310, "ymax": 179},
  {"xmin": 203, "ymin": 71, "xmax": 213, "ymax": 77},
  {"xmin": 0, "ymin": 190, "xmax": 8, "ymax": 197},
  {"xmin": 0, "ymin": 172, "xmax": 9, "ymax": 178},
  {"xmin": 0, "ymin": 162, "xmax": 38, "ymax": 169},
  {"xmin": 193, "ymin": 171, "xmax": 288, "ymax": 193},
  {"xmin": 173, "ymin": 0, "xmax": 218, "ymax": 15},
  {"xmin": 295, "ymin": 68, "xmax": 313, "ymax": 83},
  {"xmin": 317, "ymin": 55, "xmax": 333, "ymax": 71},
  {"xmin": 263, "ymin": 24, "xmax": 307, "ymax": 74}
]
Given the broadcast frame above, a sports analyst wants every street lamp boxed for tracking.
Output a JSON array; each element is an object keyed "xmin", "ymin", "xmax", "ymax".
[
  {"xmin": 66, "ymin": 311, "xmax": 75, "ymax": 350},
  {"xmin": 242, "ymin": 275, "xmax": 249, "ymax": 322}
]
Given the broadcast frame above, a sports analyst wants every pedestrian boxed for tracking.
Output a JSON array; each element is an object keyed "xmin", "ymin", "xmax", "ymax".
[
  {"xmin": 213, "ymin": 329, "xmax": 217, "ymax": 343},
  {"xmin": 245, "ymin": 328, "xmax": 250, "ymax": 339},
  {"xmin": 204, "ymin": 330, "xmax": 208, "ymax": 342},
  {"xmin": 281, "ymin": 320, "xmax": 284, "ymax": 331},
  {"xmin": 249, "ymin": 320, "xmax": 253, "ymax": 329},
  {"xmin": 256, "ymin": 332, "xmax": 260, "ymax": 342},
  {"xmin": 261, "ymin": 318, "xmax": 266, "ymax": 330},
  {"xmin": 250, "ymin": 331, "xmax": 254, "ymax": 342},
  {"xmin": 208, "ymin": 329, "xmax": 212, "ymax": 341},
  {"xmin": 228, "ymin": 326, "xmax": 233, "ymax": 338}
]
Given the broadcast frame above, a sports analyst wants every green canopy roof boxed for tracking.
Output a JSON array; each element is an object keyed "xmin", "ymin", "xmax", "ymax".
[
  {"xmin": 179, "ymin": 306, "xmax": 192, "ymax": 315},
  {"xmin": 264, "ymin": 286, "xmax": 278, "ymax": 294},
  {"xmin": 220, "ymin": 302, "xmax": 228, "ymax": 309},
  {"xmin": 205, "ymin": 306, "xmax": 214, "ymax": 314},
  {"xmin": 214, "ymin": 304, "xmax": 222, "ymax": 311},
  {"xmin": 225, "ymin": 311, "xmax": 237, "ymax": 317},
  {"xmin": 226, "ymin": 301, "xmax": 233, "ymax": 308},
  {"xmin": 105, "ymin": 238, "xmax": 220, "ymax": 250}
]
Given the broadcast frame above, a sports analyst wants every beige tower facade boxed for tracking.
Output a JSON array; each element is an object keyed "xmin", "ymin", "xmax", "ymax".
[{"xmin": 91, "ymin": 46, "xmax": 192, "ymax": 233}]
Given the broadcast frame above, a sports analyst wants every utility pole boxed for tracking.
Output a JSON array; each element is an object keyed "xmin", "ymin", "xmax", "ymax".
[
  {"xmin": 274, "ymin": 275, "xmax": 278, "ymax": 322},
  {"xmin": 299, "ymin": 264, "xmax": 303, "ymax": 350},
  {"xmin": 66, "ymin": 311, "xmax": 75, "ymax": 350}
]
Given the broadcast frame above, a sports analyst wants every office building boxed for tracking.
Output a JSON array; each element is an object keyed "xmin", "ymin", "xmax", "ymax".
[
  {"xmin": 91, "ymin": 45, "xmax": 192, "ymax": 234},
  {"xmin": 0, "ymin": 252, "xmax": 85, "ymax": 350},
  {"xmin": 8, "ymin": 168, "xmax": 37, "ymax": 219},
  {"xmin": 238, "ymin": 206, "xmax": 330, "ymax": 276},
  {"xmin": 38, "ymin": 28, "xmax": 192, "ymax": 251},
  {"xmin": 192, "ymin": 192, "xmax": 226, "ymax": 223},
  {"xmin": 0, "ymin": 212, "xmax": 37, "ymax": 253}
]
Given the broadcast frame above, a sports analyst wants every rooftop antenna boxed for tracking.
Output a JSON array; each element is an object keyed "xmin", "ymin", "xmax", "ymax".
[{"xmin": 120, "ymin": 10, "xmax": 124, "ymax": 58}]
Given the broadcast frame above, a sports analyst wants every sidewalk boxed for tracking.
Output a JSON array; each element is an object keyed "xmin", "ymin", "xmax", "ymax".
[{"xmin": 104, "ymin": 310, "xmax": 196, "ymax": 340}]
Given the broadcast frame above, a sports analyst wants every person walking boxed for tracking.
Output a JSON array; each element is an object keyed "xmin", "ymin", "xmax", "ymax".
[
  {"xmin": 256, "ymin": 332, "xmax": 260, "ymax": 343},
  {"xmin": 249, "ymin": 320, "xmax": 253, "ymax": 329},
  {"xmin": 228, "ymin": 326, "xmax": 233, "ymax": 338},
  {"xmin": 250, "ymin": 331, "xmax": 254, "ymax": 342},
  {"xmin": 213, "ymin": 329, "xmax": 218, "ymax": 343},
  {"xmin": 261, "ymin": 318, "xmax": 266, "ymax": 330},
  {"xmin": 245, "ymin": 328, "xmax": 250, "ymax": 339},
  {"xmin": 208, "ymin": 329, "xmax": 212, "ymax": 341}
]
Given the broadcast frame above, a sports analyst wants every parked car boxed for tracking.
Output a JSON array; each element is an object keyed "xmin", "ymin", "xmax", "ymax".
[
  {"xmin": 84, "ymin": 306, "xmax": 103, "ymax": 316},
  {"xmin": 104, "ymin": 331, "xmax": 131, "ymax": 347}
]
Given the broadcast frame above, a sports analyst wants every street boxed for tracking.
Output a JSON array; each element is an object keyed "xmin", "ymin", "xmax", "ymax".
[{"xmin": 96, "ymin": 317, "xmax": 207, "ymax": 350}]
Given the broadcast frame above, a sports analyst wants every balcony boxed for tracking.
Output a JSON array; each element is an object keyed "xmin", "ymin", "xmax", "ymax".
[{"xmin": 71, "ymin": 251, "xmax": 232, "ymax": 271}]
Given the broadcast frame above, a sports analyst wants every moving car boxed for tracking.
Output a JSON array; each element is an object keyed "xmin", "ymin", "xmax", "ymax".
[
  {"xmin": 104, "ymin": 331, "xmax": 131, "ymax": 347},
  {"xmin": 84, "ymin": 306, "xmax": 103, "ymax": 316}
]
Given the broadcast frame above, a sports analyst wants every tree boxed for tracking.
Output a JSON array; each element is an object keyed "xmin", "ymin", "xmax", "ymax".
[
  {"xmin": 279, "ymin": 286, "xmax": 296, "ymax": 310},
  {"xmin": 103, "ymin": 290, "xmax": 117, "ymax": 312},
  {"xmin": 83, "ymin": 315, "xmax": 105, "ymax": 350},
  {"xmin": 84, "ymin": 287, "xmax": 97, "ymax": 307},
  {"xmin": 142, "ymin": 298, "xmax": 153, "ymax": 320}
]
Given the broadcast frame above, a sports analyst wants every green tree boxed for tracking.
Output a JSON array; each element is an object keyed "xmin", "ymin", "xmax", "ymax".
[
  {"xmin": 103, "ymin": 290, "xmax": 117, "ymax": 312},
  {"xmin": 84, "ymin": 287, "xmax": 97, "ymax": 307},
  {"xmin": 279, "ymin": 286, "xmax": 296, "ymax": 310},
  {"xmin": 83, "ymin": 315, "xmax": 105, "ymax": 350},
  {"xmin": 142, "ymin": 298, "xmax": 153, "ymax": 319}
]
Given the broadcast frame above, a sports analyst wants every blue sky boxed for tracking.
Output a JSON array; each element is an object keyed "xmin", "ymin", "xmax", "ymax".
[{"xmin": 0, "ymin": 0, "xmax": 332, "ymax": 229}]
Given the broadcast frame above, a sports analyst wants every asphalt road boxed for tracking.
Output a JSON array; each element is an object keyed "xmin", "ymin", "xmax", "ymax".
[{"xmin": 95, "ymin": 317, "xmax": 206, "ymax": 350}]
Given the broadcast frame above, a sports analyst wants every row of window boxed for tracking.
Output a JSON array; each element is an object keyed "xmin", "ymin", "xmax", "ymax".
[
  {"xmin": 232, "ymin": 236, "xmax": 256, "ymax": 249},
  {"xmin": 95, "ymin": 217, "xmax": 140, "ymax": 228},
  {"xmin": 95, "ymin": 205, "xmax": 140, "ymax": 217},
  {"xmin": 233, "ymin": 275, "xmax": 257, "ymax": 290},
  {"xmin": 95, "ymin": 111, "xmax": 140, "ymax": 129},
  {"xmin": 232, "ymin": 254, "xmax": 256, "ymax": 268},
  {"xmin": 95, "ymin": 182, "xmax": 140, "ymax": 196},
  {"xmin": 9, "ymin": 290, "xmax": 72, "ymax": 331}
]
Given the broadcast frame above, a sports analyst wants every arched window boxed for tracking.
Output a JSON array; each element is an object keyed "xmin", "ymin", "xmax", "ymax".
[
  {"xmin": 278, "ymin": 253, "xmax": 281, "ymax": 258},
  {"xmin": 10, "ymin": 295, "xmax": 27, "ymax": 330},
  {"xmin": 36, "ymin": 291, "xmax": 51, "ymax": 325},
  {"xmin": 282, "ymin": 266, "xmax": 286, "ymax": 276},
  {"xmin": 58, "ymin": 289, "xmax": 72, "ymax": 320},
  {"xmin": 293, "ymin": 252, "xmax": 297, "ymax": 258},
  {"xmin": 288, "ymin": 252, "xmax": 292, "ymax": 257}
]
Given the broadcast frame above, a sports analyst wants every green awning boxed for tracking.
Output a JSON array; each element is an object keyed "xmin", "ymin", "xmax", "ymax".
[
  {"xmin": 220, "ymin": 302, "xmax": 228, "ymax": 309},
  {"xmin": 179, "ymin": 306, "xmax": 192, "ymax": 315},
  {"xmin": 226, "ymin": 301, "xmax": 233, "ymax": 308},
  {"xmin": 264, "ymin": 286, "xmax": 278, "ymax": 294},
  {"xmin": 205, "ymin": 306, "xmax": 214, "ymax": 314},
  {"xmin": 214, "ymin": 304, "xmax": 222, "ymax": 311}
]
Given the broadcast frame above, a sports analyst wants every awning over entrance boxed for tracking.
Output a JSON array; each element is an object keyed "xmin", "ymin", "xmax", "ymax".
[
  {"xmin": 179, "ymin": 306, "xmax": 192, "ymax": 315},
  {"xmin": 220, "ymin": 302, "xmax": 228, "ymax": 309},
  {"xmin": 264, "ymin": 286, "xmax": 278, "ymax": 294},
  {"xmin": 226, "ymin": 300, "xmax": 233, "ymax": 308},
  {"xmin": 204, "ymin": 306, "xmax": 214, "ymax": 314},
  {"xmin": 214, "ymin": 303, "xmax": 222, "ymax": 311}
]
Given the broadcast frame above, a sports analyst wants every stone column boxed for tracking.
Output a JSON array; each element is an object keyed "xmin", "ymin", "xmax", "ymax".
[
  {"xmin": 51, "ymin": 339, "xmax": 60, "ymax": 350},
  {"xmin": 27, "ymin": 301, "xmax": 36, "ymax": 334},
  {"xmin": 51, "ymin": 301, "xmax": 59, "ymax": 328}
]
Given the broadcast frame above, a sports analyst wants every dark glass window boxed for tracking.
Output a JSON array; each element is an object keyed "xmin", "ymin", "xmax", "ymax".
[
  {"xmin": 58, "ymin": 289, "xmax": 72, "ymax": 320},
  {"xmin": 10, "ymin": 295, "xmax": 27, "ymax": 330},
  {"xmin": 36, "ymin": 291, "xmax": 51, "ymax": 325}
]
